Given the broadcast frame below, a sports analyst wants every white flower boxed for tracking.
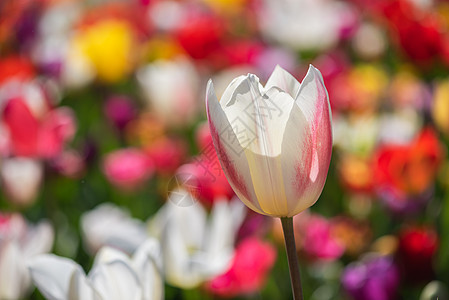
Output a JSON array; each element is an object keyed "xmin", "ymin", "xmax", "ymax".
[
  {"xmin": 0, "ymin": 214, "xmax": 53, "ymax": 300},
  {"xmin": 137, "ymin": 58, "xmax": 200, "ymax": 127},
  {"xmin": 80, "ymin": 203, "xmax": 148, "ymax": 254},
  {"xmin": 149, "ymin": 189, "xmax": 246, "ymax": 288},
  {"xmin": 206, "ymin": 65, "xmax": 332, "ymax": 217},
  {"xmin": 259, "ymin": 0, "xmax": 352, "ymax": 51},
  {"xmin": 29, "ymin": 239, "xmax": 163, "ymax": 300},
  {"xmin": 0, "ymin": 158, "xmax": 43, "ymax": 206}
]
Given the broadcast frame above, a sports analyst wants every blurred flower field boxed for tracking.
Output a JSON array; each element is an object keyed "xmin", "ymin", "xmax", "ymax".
[{"xmin": 1, "ymin": 0, "xmax": 449, "ymax": 299}]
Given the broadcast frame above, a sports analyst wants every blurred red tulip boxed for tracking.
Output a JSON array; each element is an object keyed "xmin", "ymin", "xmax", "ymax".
[
  {"xmin": 0, "ymin": 56, "xmax": 35, "ymax": 85},
  {"xmin": 175, "ymin": 10, "xmax": 225, "ymax": 60},
  {"xmin": 374, "ymin": 128, "xmax": 444, "ymax": 196},
  {"xmin": 398, "ymin": 226, "xmax": 438, "ymax": 283},
  {"xmin": 145, "ymin": 138, "xmax": 186, "ymax": 175}
]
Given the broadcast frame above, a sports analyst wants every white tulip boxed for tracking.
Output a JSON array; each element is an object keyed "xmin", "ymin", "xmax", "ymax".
[
  {"xmin": 0, "ymin": 214, "xmax": 53, "ymax": 300},
  {"xmin": 29, "ymin": 239, "xmax": 163, "ymax": 300},
  {"xmin": 206, "ymin": 65, "xmax": 332, "ymax": 217},
  {"xmin": 148, "ymin": 189, "xmax": 246, "ymax": 288},
  {"xmin": 80, "ymin": 203, "xmax": 148, "ymax": 254}
]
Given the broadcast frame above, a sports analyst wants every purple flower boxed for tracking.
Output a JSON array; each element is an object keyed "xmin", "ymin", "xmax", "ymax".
[
  {"xmin": 104, "ymin": 95, "xmax": 137, "ymax": 131},
  {"xmin": 342, "ymin": 255, "xmax": 400, "ymax": 300}
]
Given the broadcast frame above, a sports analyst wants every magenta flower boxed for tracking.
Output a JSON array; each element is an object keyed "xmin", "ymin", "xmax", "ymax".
[
  {"xmin": 206, "ymin": 238, "xmax": 276, "ymax": 297},
  {"xmin": 102, "ymin": 148, "xmax": 154, "ymax": 190}
]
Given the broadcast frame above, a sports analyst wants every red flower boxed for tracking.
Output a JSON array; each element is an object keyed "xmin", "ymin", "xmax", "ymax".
[
  {"xmin": 397, "ymin": 226, "xmax": 438, "ymax": 283},
  {"xmin": 374, "ymin": 128, "xmax": 443, "ymax": 196},
  {"xmin": 1, "ymin": 85, "xmax": 76, "ymax": 158},
  {"xmin": 145, "ymin": 138, "xmax": 186, "ymax": 175},
  {"xmin": 206, "ymin": 238, "xmax": 276, "ymax": 297},
  {"xmin": 0, "ymin": 56, "xmax": 34, "ymax": 85},
  {"xmin": 175, "ymin": 11, "xmax": 225, "ymax": 60},
  {"xmin": 375, "ymin": 0, "xmax": 444, "ymax": 65}
]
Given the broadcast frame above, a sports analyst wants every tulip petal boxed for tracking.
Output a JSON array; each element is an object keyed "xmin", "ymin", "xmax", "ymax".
[
  {"xmin": 89, "ymin": 260, "xmax": 142, "ymax": 300},
  {"xmin": 288, "ymin": 65, "xmax": 332, "ymax": 215},
  {"xmin": 22, "ymin": 221, "xmax": 54, "ymax": 257},
  {"xmin": 94, "ymin": 247, "xmax": 130, "ymax": 266},
  {"xmin": 133, "ymin": 239, "xmax": 164, "ymax": 300},
  {"xmin": 206, "ymin": 80, "xmax": 264, "ymax": 214},
  {"xmin": 29, "ymin": 254, "xmax": 85, "ymax": 300},
  {"xmin": 280, "ymin": 104, "xmax": 316, "ymax": 216},
  {"xmin": 0, "ymin": 242, "xmax": 29, "ymax": 299},
  {"xmin": 67, "ymin": 269, "xmax": 100, "ymax": 300},
  {"xmin": 220, "ymin": 75, "xmax": 247, "ymax": 108},
  {"xmin": 265, "ymin": 65, "xmax": 301, "ymax": 98}
]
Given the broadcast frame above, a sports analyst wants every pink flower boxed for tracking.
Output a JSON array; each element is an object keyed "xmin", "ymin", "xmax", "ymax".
[
  {"xmin": 1, "ymin": 82, "xmax": 76, "ymax": 158},
  {"xmin": 103, "ymin": 95, "xmax": 137, "ymax": 131},
  {"xmin": 206, "ymin": 238, "xmax": 276, "ymax": 297},
  {"xmin": 177, "ymin": 153, "xmax": 235, "ymax": 206},
  {"xmin": 102, "ymin": 148, "xmax": 154, "ymax": 190},
  {"xmin": 145, "ymin": 138, "xmax": 186, "ymax": 175},
  {"xmin": 300, "ymin": 214, "xmax": 345, "ymax": 261}
]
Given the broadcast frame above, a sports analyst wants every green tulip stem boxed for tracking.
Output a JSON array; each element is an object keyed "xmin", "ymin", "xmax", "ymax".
[{"xmin": 281, "ymin": 217, "xmax": 303, "ymax": 300}]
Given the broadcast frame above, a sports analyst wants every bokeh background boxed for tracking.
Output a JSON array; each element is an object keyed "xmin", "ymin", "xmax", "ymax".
[{"xmin": 1, "ymin": 0, "xmax": 449, "ymax": 299}]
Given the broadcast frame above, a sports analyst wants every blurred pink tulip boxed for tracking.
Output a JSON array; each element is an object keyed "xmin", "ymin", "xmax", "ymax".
[
  {"xmin": 300, "ymin": 214, "xmax": 345, "ymax": 261},
  {"xmin": 103, "ymin": 148, "xmax": 154, "ymax": 190},
  {"xmin": 206, "ymin": 237, "xmax": 276, "ymax": 297},
  {"xmin": 145, "ymin": 138, "xmax": 186, "ymax": 175},
  {"xmin": 1, "ymin": 83, "xmax": 76, "ymax": 159},
  {"xmin": 206, "ymin": 65, "xmax": 332, "ymax": 217}
]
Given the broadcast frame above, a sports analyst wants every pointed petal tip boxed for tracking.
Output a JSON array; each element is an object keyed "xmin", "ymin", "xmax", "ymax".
[{"xmin": 206, "ymin": 79, "xmax": 216, "ymax": 105}]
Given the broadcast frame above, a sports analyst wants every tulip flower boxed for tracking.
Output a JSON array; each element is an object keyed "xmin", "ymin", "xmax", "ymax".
[
  {"xmin": 342, "ymin": 255, "xmax": 400, "ymax": 300},
  {"xmin": 206, "ymin": 65, "xmax": 332, "ymax": 217},
  {"xmin": 137, "ymin": 58, "xmax": 200, "ymax": 127},
  {"xmin": 148, "ymin": 189, "xmax": 246, "ymax": 288},
  {"xmin": 102, "ymin": 148, "xmax": 154, "ymax": 190},
  {"xmin": 206, "ymin": 65, "xmax": 332, "ymax": 299},
  {"xmin": 81, "ymin": 203, "xmax": 149, "ymax": 255},
  {"xmin": 1, "ymin": 158, "xmax": 43, "ymax": 206},
  {"xmin": 29, "ymin": 239, "xmax": 164, "ymax": 300},
  {"xmin": 0, "ymin": 213, "xmax": 54, "ymax": 300},
  {"xmin": 206, "ymin": 237, "xmax": 277, "ymax": 297}
]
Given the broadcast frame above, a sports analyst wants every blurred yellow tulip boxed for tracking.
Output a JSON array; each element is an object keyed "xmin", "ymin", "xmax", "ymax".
[{"xmin": 73, "ymin": 20, "xmax": 135, "ymax": 83}]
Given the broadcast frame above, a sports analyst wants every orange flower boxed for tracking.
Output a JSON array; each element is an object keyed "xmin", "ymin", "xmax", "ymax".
[{"xmin": 374, "ymin": 128, "xmax": 444, "ymax": 195}]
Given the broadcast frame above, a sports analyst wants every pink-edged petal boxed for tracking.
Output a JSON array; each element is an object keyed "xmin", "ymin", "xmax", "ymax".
[
  {"xmin": 265, "ymin": 65, "xmax": 301, "ymax": 98},
  {"xmin": 289, "ymin": 64, "xmax": 332, "ymax": 215},
  {"xmin": 28, "ymin": 254, "xmax": 85, "ymax": 300},
  {"xmin": 280, "ymin": 104, "xmax": 317, "ymax": 216},
  {"xmin": 205, "ymin": 80, "xmax": 263, "ymax": 215}
]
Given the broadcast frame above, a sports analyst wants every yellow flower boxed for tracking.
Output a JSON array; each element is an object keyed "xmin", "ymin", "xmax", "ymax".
[
  {"xmin": 73, "ymin": 20, "xmax": 135, "ymax": 83},
  {"xmin": 433, "ymin": 80, "xmax": 449, "ymax": 136}
]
